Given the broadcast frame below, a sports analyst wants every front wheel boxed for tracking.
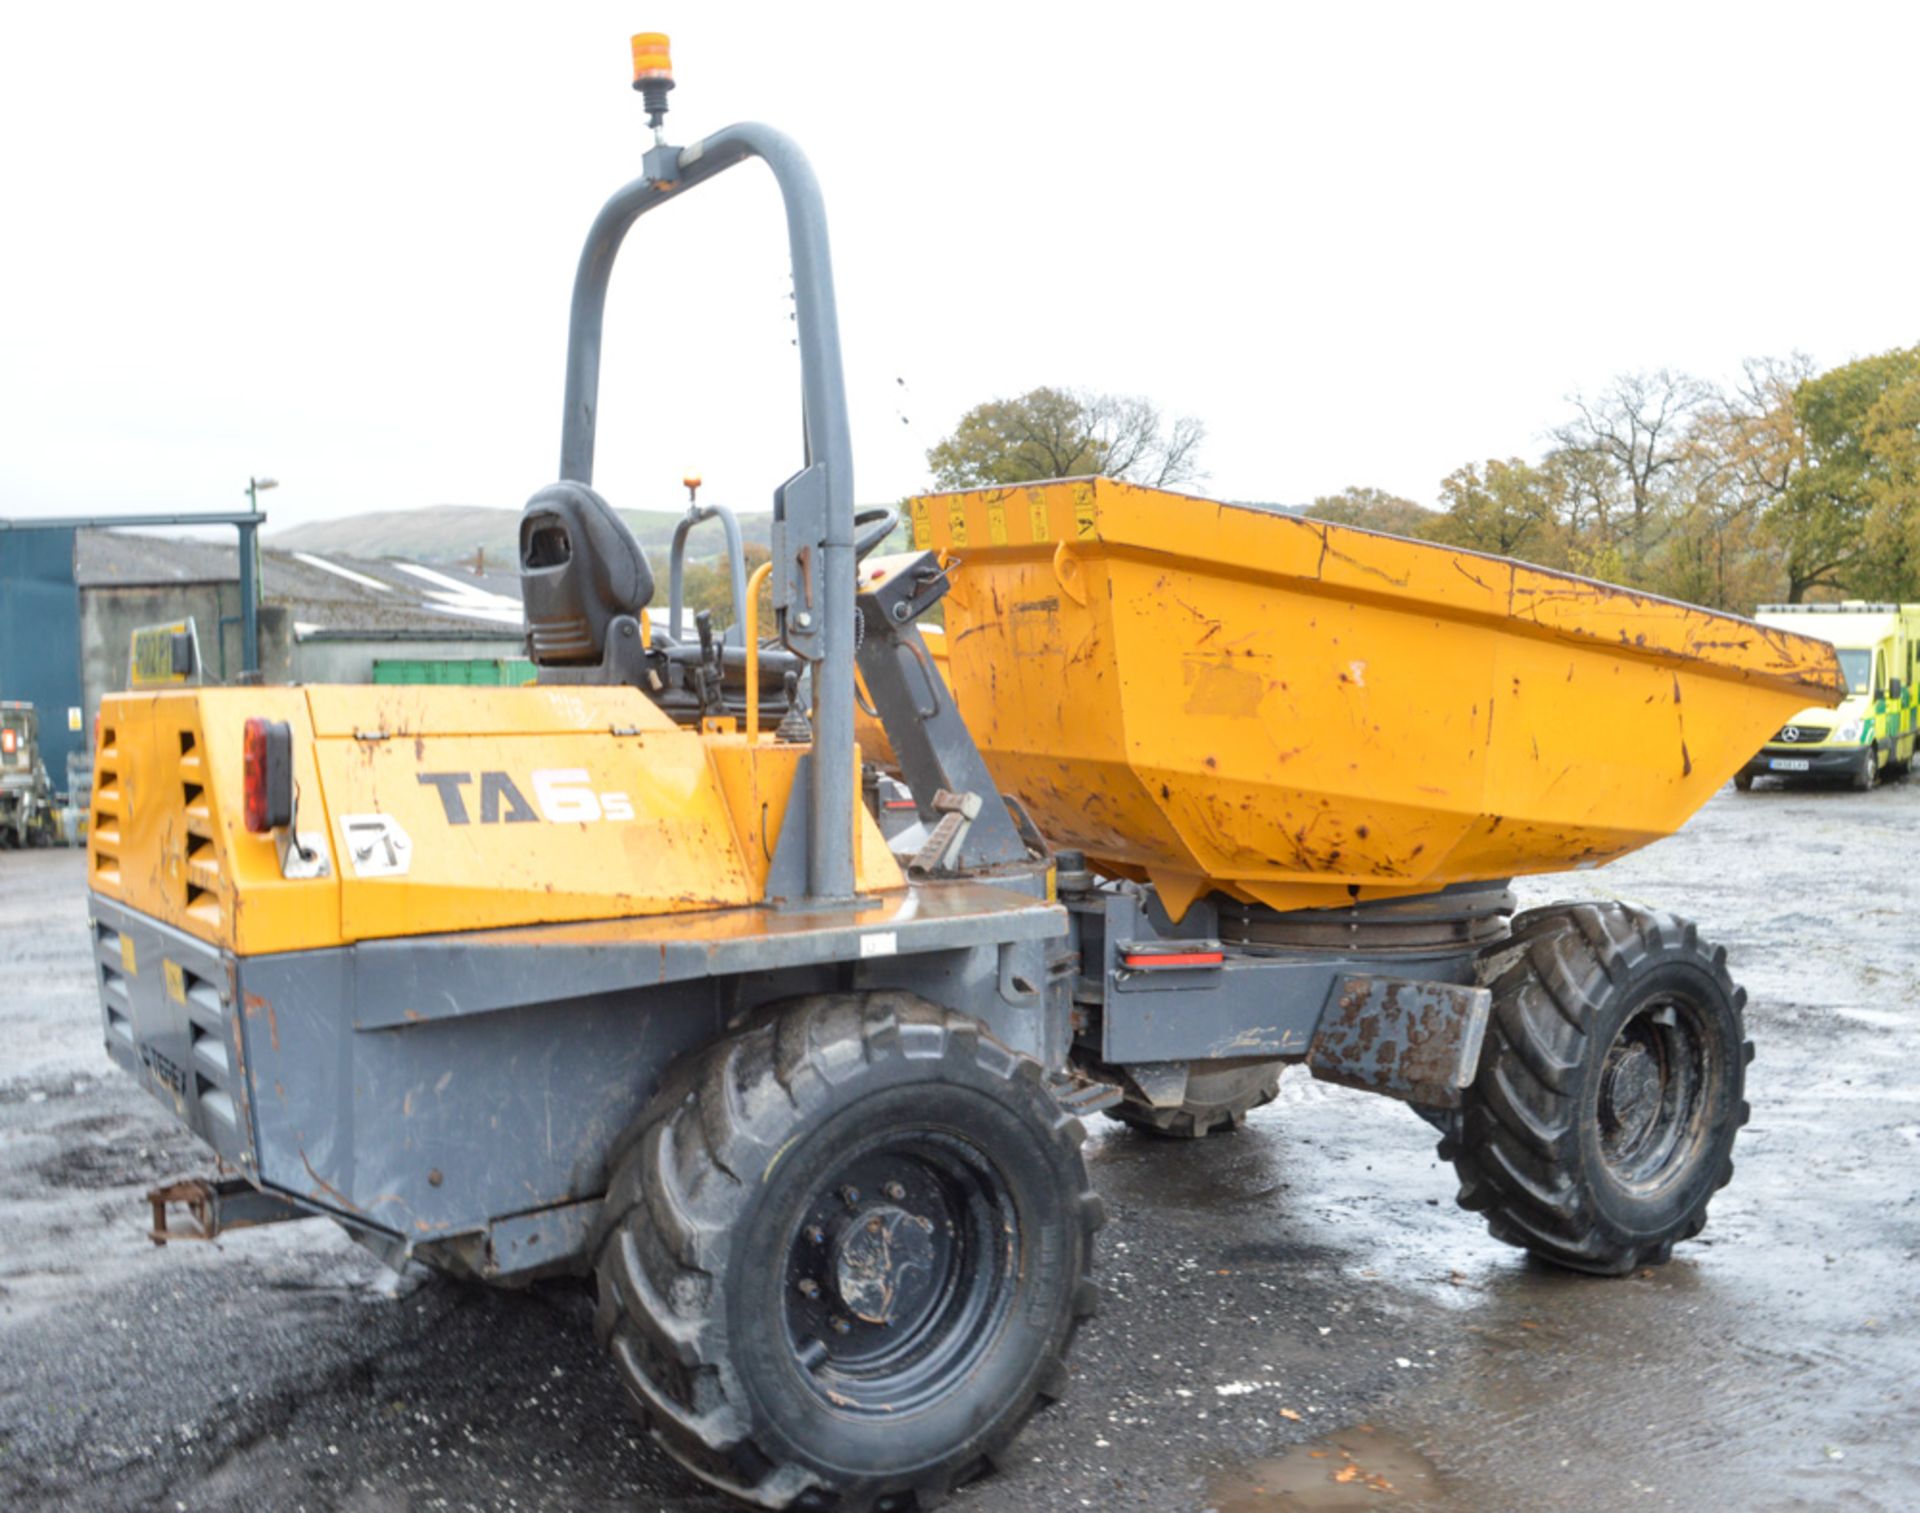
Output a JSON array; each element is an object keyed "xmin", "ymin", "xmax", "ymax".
[
  {"xmin": 594, "ymin": 992, "xmax": 1102, "ymax": 1510},
  {"xmin": 1441, "ymin": 903, "xmax": 1750, "ymax": 1276},
  {"xmin": 1853, "ymin": 746, "xmax": 1879, "ymax": 791},
  {"xmin": 1732, "ymin": 772, "xmax": 1754, "ymax": 792}
]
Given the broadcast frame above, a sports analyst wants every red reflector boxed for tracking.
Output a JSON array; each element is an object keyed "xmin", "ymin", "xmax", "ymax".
[
  {"xmin": 883, "ymin": 799, "xmax": 919, "ymax": 810},
  {"xmin": 243, "ymin": 718, "xmax": 294, "ymax": 833},
  {"xmin": 243, "ymin": 719, "xmax": 270, "ymax": 832},
  {"xmin": 1122, "ymin": 950, "xmax": 1226, "ymax": 969}
]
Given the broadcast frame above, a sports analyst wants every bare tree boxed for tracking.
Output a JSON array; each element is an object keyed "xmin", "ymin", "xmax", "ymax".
[
  {"xmin": 1089, "ymin": 393, "xmax": 1207, "ymax": 488},
  {"xmin": 1550, "ymin": 370, "xmax": 1713, "ymax": 557},
  {"xmin": 1722, "ymin": 353, "xmax": 1816, "ymax": 505},
  {"xmin": 927, "ymin": 387, "xmax": 1207, "ymax": 490}
]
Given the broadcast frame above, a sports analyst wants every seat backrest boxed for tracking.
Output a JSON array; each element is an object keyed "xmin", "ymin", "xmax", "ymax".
[{"xmin": 519, "ymin": 481, "xmax": 655, "ymax": 666}]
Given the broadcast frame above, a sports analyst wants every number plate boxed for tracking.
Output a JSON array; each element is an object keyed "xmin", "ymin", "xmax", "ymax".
[{"xmin": 1769, "ymin": 758, "xmax": 1811, "ymax": 772}]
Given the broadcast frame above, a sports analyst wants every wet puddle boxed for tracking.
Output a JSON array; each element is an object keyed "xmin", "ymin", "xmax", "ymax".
[{"xmin": 1208, "ymin": 1426, "xmax": 1442, "ymax": 1509}]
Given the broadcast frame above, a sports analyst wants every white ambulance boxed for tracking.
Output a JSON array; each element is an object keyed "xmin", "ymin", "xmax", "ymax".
[{"xmin": 1737, "ymin": 603, "xmax": 1920, "ymax": 790}]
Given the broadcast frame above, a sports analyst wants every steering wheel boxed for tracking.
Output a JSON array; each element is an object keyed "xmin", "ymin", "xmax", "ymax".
[{"xmin": 853, "ymin": 505, "xmax": 902, "ymax": 561}]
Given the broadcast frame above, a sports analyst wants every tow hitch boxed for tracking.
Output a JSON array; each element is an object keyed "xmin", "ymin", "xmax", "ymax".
[{"xmin": 146, "ymin": 1175, "xmax": 307, "ymax": 1245}]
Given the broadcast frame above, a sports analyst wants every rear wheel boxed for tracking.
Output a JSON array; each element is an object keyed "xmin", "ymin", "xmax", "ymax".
[
  {"xmin": 1441, "ymin": 903, "xmax": 1750, "ymax": 1276},
  {"xmin": 1106, "ymin": 1061, "xmax": 1283, "ymax": 1138},
  {"xmin": 594, "ymin": 992, "xmax": 1101, "ymax": 1510}
]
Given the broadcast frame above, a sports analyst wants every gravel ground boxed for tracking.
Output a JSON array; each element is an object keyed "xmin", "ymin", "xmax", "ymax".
[{"xmin": 1, "ymin": 776, "xmax": 1916, "ymax": 1511}]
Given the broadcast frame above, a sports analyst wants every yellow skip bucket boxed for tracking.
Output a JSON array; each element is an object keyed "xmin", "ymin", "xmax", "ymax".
[{"xmin": 903, "ymin": 479, "xmax": 1844, "ymax": 918}]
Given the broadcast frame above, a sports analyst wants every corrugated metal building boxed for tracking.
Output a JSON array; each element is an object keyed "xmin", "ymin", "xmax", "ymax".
[{"xmin": 0, "ymin": 530, "xmax": 527, "ymax": 795}]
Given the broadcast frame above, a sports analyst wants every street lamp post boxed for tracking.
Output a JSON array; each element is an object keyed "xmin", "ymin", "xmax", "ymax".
[{"xmin": 240, "ymin": 477, "xmax": 276, "ymax": 676}]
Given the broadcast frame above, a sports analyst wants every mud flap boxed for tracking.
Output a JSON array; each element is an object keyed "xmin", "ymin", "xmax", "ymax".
[{"xmin": 1306, "ymin": 975, "xmax": 1491, "ymax": 1108}]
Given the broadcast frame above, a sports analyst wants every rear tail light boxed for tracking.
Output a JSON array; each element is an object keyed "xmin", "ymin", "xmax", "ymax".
[
  {"xmin": 1121, "ymin": 947, "xmax": 1227, "ymax": 971},
  {"xmin": 242, "ymin": 718, "xmax": 295, "ymax": 833},
  {"xmin": 0, "ymin": 728, "xmax": 14, "ymax": 755}
]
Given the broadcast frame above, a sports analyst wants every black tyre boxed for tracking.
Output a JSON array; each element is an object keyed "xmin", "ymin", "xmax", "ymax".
[
  {"xmin": 594, "ymin": 992, "xmax": 1102, "ymax": 1510},
  {"xmin": 1732, "ymin": 772, "xmax": 1754, "ymax": 792},
  {"xmin": 1441, "ymin": 903, "xmax": 1750, "ymax": 1276},
  {"xmin": 1106, "ymin": 1062, "xmax": 1283, "ymax": 1138},
  {"xmin": 1853, "ymin": 746, "xmax": 1878, "ymax": 790}
]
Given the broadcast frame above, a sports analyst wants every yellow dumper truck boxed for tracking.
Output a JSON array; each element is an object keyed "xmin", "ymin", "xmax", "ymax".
[
  {"xmin": 85, "ymin": 40, "xmax": 1846, "ymax": 1511},
  {"xmin": 1737, "ymin": 602, "xmax": 1920, "ymax": 790}
]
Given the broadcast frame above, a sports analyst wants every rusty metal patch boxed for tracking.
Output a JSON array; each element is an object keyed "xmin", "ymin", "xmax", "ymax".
[{"xmin": 1307, "ymin": 974, "xmax": 1490, "ymax": 1108}]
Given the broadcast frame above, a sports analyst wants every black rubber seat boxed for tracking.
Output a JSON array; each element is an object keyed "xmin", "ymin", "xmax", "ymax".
[{"xmin": 519, "ymin": 481, "xmax": 654, "ymax": 666}]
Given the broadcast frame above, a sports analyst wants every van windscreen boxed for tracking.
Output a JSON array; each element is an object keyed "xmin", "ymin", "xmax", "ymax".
[{"xmin": 1836, "ymin": 648, "xmax": 1872, "ymax": 696}]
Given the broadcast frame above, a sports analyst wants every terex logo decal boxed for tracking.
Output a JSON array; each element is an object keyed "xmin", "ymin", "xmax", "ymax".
[{"xmin": 418, "ymin": 769, "xmax": 635, "ymax": 825}]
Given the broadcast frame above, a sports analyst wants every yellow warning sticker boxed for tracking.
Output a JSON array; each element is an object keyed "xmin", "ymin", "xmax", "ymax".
[
  {"xmin": 947, "ymin": 498, "xmax": 970, "ymax": 549},
  {"xmin": 910, "ymin": 497, "xmax": 932, "ymax": 549},
  {"xmin": 165, "ymin": 959, "xmax": 186, "ymax": 1005},
  {"xmin": 1072, "ymin": 482, "xmax": 1097, "ymax": 539},
  {"xmin": 987, "ymin": 498, "xmax": 1009, "ymax": 546},
  {"xmin": 119, "ymin": 933, "xmax": 137, "ymax": 975}
]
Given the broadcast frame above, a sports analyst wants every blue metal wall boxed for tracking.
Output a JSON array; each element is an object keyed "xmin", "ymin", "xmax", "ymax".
[{"xmin": 0, "ymin": 528, "xmax": 84, "ymax": 791}]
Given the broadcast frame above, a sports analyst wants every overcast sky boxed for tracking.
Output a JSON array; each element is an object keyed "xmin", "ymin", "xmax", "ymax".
[{"xmin": 3, "ymin": 3, "xmax": 1916, "ymax": 533}]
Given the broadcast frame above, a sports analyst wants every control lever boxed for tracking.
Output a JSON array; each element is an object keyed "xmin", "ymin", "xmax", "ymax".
[
  {"xmin": 775, "ymin": 670, "xmax": 812, "ymax": 744},
  {"xmin": 693, "ymin": 609, "xmax": 719, "ymax": 714}
]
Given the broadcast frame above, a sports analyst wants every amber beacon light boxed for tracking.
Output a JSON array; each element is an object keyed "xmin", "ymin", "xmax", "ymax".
[{"xmin": 631, "ymin": 32, "xmax": 675, "ymax": 129}]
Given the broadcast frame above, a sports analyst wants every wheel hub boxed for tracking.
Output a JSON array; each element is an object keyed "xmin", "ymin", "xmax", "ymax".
[
  {"xmin": 1595, "ymin": 997, "xmax": 1710, "ymax": 1188},
  {"xmin": 781, "ymin": 1136, "xmax": 1017, "ymax": 1416},
  {"xmin": 1600, "ymin": 1040, "xmax": 1664, "ymax": 1149},
  {"xmin": 832, "ymin": 1204, "xmax": 936, "ymax": 1326}
]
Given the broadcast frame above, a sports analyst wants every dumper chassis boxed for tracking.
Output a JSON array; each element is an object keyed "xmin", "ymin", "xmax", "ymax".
[{"xmin": 88, "ymin": 42, "xmax": 1835, "ymax": 1513}]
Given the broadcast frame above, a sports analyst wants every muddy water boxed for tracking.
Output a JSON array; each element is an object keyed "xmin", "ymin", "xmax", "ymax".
[{"xmin": 1210, "ymin": 1426, "xmax": 1445, "ymax": 1508}]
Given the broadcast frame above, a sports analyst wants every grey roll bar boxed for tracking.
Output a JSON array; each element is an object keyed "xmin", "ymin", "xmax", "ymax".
[
  {"xmin": 667, "ymin": 502, "xmax": 750, "ymax": 642},
  {"xmin": 556, "ymin": 122, "xmax": 857, "ymax": 905}
]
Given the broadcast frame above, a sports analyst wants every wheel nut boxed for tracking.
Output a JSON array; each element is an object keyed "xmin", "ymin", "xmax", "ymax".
[
  {"xmin": 883, "ymin": 1181, "xmax": 906, "ymax": 1201},
  {"xmin": 805, "ymin": 1225, "xmax": 827, "ymax": 1245},
  {"xmin": 839, "ymin": 1185, "xmax": 861, "ymax": 1207},
  {"xmin": 796, "ymin": 1278, "xmax": 821, "ymax": 1299},
  {"xmin": 831, "ymin": 1315, "xmax": 852, "ymax": 1335}
]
